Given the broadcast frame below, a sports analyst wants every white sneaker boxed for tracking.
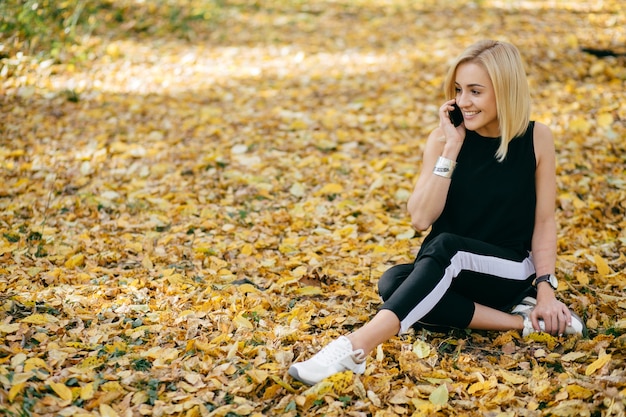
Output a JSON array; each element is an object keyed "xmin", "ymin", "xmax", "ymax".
[
  {"xmin": 511, "ymin": 296, "xmax": 585, "ymax": 337},
  {"xmin": 288, "ymin": 336, "xmax": 366, "ymax": 385}
]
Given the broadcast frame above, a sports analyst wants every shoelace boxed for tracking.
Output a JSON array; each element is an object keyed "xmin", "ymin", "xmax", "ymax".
[{"xmin": 315, "ymin": 340, "xmax": 363, "ymax": 365}]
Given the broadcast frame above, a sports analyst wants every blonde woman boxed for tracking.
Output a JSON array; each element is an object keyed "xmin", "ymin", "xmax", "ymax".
[{"xmin": 289, "ymin": 40, "xmax": 584, "ymax": 386}]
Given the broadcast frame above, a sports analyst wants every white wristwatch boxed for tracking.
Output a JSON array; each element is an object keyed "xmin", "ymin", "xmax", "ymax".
[{"xmin": 532, "ymin": 273, "xmax": 558, "ymax": 290}]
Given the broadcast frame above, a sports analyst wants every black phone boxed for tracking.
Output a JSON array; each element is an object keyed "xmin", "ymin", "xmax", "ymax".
[{"xmin": 448, "ymin": 103, "xmax": 463, "ymax": 127}]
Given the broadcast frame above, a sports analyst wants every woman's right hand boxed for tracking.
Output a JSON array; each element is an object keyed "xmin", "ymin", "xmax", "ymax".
[{"xmin": 439, "ymin": 99, "xmax": 466, "ymax": 145}]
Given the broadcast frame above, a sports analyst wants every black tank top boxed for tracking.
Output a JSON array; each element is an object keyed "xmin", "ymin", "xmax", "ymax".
[{"xmin": 423, "ymin": 122, "xmax": 537, "ymax": 255}]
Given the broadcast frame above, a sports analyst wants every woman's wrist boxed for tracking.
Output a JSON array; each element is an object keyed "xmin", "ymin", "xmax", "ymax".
[
  {"xmin": 535, "ymin": 282, "xmax": 556, "ymax": 302},
  {"xmin": 440, "ymin": 143, "xmax": 462, "ymax": 161},
  {"xmin": 433, "ymin": 156, "xmax": 457, "ymax": 178}
]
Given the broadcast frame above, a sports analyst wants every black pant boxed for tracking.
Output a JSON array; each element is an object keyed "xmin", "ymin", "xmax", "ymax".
[{"xmin": 378, "ymin": 233, "xmax": 536, "ymax": 333}]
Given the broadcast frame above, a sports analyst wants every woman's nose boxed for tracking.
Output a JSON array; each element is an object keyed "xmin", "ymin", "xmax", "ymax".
[{"xmin": 456, "ymin": 94, "xmax": 470, "ymax": 108}]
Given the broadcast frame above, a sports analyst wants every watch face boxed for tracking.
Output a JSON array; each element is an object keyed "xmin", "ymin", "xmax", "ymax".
[{"xmin": 549, "ymin": 275, "xmax": 558, "ymax": 289}]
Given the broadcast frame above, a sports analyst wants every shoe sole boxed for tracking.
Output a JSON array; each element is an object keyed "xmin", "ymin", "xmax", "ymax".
[{"xmin": 288, "ymin": 366, "xmax": 316, "ymax": 386}]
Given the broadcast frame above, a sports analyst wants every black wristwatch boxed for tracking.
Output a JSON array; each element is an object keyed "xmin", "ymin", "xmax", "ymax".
[{"xmin": 532, "ymin": 273, "xmax": 558, "ymax": 290}]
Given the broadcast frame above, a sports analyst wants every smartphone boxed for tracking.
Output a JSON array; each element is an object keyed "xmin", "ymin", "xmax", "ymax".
[{"xmin": 448, "ymin": 103, "xmax": 463, "ymax": 127}]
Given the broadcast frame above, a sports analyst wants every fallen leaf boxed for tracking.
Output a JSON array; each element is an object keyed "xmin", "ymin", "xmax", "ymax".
[
  {"xmin": 585, "ymin": 353, "xmax": 612, "ymax": 376},
  {"xmin": 49, "ymin": 381, "xmax": 73, "ymax": 403},
  {"xmin": 429, "ymin": 383, "xmax": 448, "ymax": 406}
]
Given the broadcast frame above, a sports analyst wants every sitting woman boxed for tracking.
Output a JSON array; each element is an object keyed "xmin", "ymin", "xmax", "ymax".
[{"xmin": 288, "ymin": 39, "xmax": 584, "ymax": 386}]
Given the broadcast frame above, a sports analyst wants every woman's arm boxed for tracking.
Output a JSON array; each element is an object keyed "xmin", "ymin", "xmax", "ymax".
[
  {"xmin": 529, "ymin": 122, "xmax": 573, "ymax": 335},
  {"xmin": 531, "ymin": 122, "xmax": 558, "ymax": 279},
  {"xmin": 407, "ymin": 100, "xmax": 466, "ymax": 231}
]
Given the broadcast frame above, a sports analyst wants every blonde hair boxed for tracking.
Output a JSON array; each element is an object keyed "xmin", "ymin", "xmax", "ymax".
[{"xmin": 443, "ymin": 40, "xmax": 531, "ymax": 161}]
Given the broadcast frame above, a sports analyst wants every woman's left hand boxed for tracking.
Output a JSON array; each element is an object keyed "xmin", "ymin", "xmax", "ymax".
[{"xmin": 531, "ymin": 294, "xmax": 572, "ymax": 336}]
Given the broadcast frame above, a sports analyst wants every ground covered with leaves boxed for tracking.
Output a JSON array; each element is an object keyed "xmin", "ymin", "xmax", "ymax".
[{"xmin": 1, "ymin": 0, "xmax": 626, "ymax": 416}]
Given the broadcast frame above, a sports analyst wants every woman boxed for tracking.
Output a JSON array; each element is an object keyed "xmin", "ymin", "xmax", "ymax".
[{"xmin": 288, "ymin": 40, "xmax": 584, "ymax": 386}]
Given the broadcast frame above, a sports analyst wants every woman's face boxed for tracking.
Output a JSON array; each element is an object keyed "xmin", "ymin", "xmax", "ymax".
[{"xmin": 454, "ymin": 62, "xmax": 499, "ymax": 138}]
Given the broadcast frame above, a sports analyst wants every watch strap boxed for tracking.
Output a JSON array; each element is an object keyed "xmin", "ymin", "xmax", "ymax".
[{"xmin": 533, "ymin": 274, "xmax": 556, "ymax": 289}]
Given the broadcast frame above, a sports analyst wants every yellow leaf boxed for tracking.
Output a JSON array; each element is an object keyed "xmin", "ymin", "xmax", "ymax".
[
  {"xmin": 76, "ymin": 356, "xmax": 105, "ymax": 369},
  {"xmin": 269, "ymin": 375, "xmax": 296, "ymax": 393},
  {"xmin": 143, "ymin": 347, "xmax": 179, "ymax": 361},
  {"xmin": 396, "ymin": 229, "xmax": 416, "ymax": 240},
  {"xmin": 334, "ymin": 225, "xmax": 356, "ymax": 238},
  {"xmin": 106, "ymin": 42, "xmax": 121, "ymax": 58},
  {"xmin": 24, "ymin": 357, "xmax": 51, "ymax": 372},
  {"xmin": 468, "ymin": 376, "xmax": 497, "ymax": 394},
  {"xmin": 317, "ymin": 183, "xmax": 343, "ymax": 195},
  {"xmin": 142, "ymin": 255, "xmax": 153, "ymax": 269},
  {"xmin": 371, "ymin": 158, "xmax": 389, "ymax": 171},
  {"xmin": 100, "ymin": 403, "xmax": 120, "ymax": 417},
  {"xmin": 233, "ymin": 313, "xmax": 254, "ymax": 329},
  {"xmin": 66, "ymin": 342, "xmax": 97, "ymax": 350},
  {"xmin": 594, "ymin": 254, "xmax": 612, "ymax": 276},
  {"xmin": 240, "ymin": 243, "xmax": 254, "ymax": 256},
  {"xmin": 497, "ymin": 369, "xmax": 526, "ymax": 385},
  {"xmin": 167, "ymin": 273, "xmax": 188, "ymax": 285},
  {"xmin": 326, "ymin": 371, "xmax": 353, "ymax": 395},
  {"xmin": 104, "ymin": 341, "xmax": 128, "ymax": 354},
  {"xmin": 412, "ymin": 398, "xmax": 437, "ymax": 414},
  {"xmin": 236, "ymin": 283, "xmax": 259, "ymax": 294},
  {"xmin": 589, "ymin": 61, "xmax": 605, "ymax": 77},
  {"xmin": 21, "ymin": 314, "xmax": 58, "ymax": 325},
  {"xmin": 101, "ymin": 381, "xmax": 124, "ymax": 392},
  {"xmin": 412, "ymin": 340, "xmax": 431, "ymax": 359},
  {"xmin": 289, "ymin": 119, "xmax": 308, "ymax": 130},
  {"xmin": 585, "ymin": 353, "xmax": 612, "ymax": 376},
  {"xmin": 289, "ymin": 182, "xmax": 306, "ymax": 197},
  {"xmin": 186, "ymin": 405, "xmax": 202, "ymax": 417},
  {"xmin": 80, "ymin": 382, "xmax": 95, "ymax": 400},
  {"xmin": 564, "ymin": 34, "xmax": 579, "ymax": 48},
  {"xmin": 574, "ymin": 271, "xmax": 589, "ymax": 285},
  {"xmin": 65, "ymin": 253, "xmax": 85, "ymax": 268},
  {"xmin": 0, "ymin": 323, "xmax": 20, "ymax": 333},
  {"xmin": 527, "ymin": 332, "xmax": 557, "ymax": 349},
  {"xmin": 8, "ymin": 382, "xmax": 25, "ymax": 402},
  {"xmin": 294, "ymin": 286, "xmax": 323, "ymax": 296},
  {"xmin": 569, "ymin": 117, "xmax": 591, "ymax": 134},
  {"xmin": 561, "ymin": 351, "xmax": 587, "ymax": 362},
  {"xmin": 566, "ymin": 384, "xmax": 593, "ymax": 399},
  {"xmin": 596, "ymin": 112, "xmax": 613, "ymax": 128},
  {"xmin": 303, "ymin": 380, "xmax": 333, "ymax": 398},
  {"xmin": 49, "ymin": 381, "xmax": 73, "ymax": 403},
  {"xmin": 429, "ymin": 383, "xmax": 448, "ymax": 406}
]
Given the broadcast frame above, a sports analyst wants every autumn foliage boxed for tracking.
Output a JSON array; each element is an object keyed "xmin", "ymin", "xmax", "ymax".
[{"xmin": 1, "ymin": 0, "xmax": 625, "ymax": 416}]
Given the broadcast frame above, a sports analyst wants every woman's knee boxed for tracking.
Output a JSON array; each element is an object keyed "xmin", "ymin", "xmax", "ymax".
[
  {"xmin": 378, "ymin": 263, "xmax": 414, "ymax": 301},
  {"xmin": 419, "ymin": 232, "xmax": 466, "ymax": 259}
]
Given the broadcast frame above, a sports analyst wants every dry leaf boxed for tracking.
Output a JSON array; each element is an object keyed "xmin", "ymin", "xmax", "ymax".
[
  {"xmin": 49, "ymin": 381, "xmax": 73, "ymax": 403},
  {"xmin": 429, "ymin": 384, "xmax": 448, "ymax": 406},
  {"xmin": 20, "ymin": 314, "xmax": 59, "ymax": 325},
  {"xmin": 412, "ymin": 340, "xmax": 431, "ymax": 359},
  {"xmin": 593, "ymin": 254, "xmax": 613, "ymax": 276},
  {"xmin": 585, "ymin": 353, "xmax": 612, "ymax": 376},
  {"xmin": 8, "ymin": 382, "xmax": 25, "ymax": 402}
]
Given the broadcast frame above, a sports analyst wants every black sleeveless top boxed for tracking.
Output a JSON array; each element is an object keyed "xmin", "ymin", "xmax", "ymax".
[{"xmin": 422, "ymin": 122, "xmax": 537, "ymax": 256}]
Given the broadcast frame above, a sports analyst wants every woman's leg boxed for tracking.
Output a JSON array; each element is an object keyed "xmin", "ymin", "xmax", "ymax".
[
  {"xmin": 470, "ymin": 303, "xmax": 524, "ymax": 331},
  {"xmin": 347, "ymin": 309, "xmax": 400, "ymax": 355},
  {"xmin": 382, "ymin": 233, "xmax": 534, "ymax": 333},
  {"xmin": 378, "ymin": 263, "xmax": 415, "ymax": 301},
  {"xmin": 343, "ymin": 302, "xmax": 526, "ymax": 357}
]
